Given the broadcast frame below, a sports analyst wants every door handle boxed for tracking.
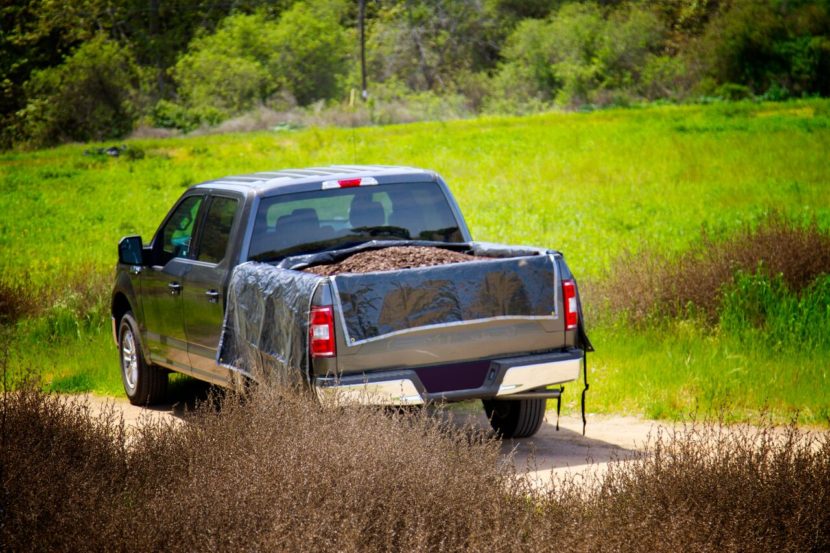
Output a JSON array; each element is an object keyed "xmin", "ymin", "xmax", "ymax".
[
  {"xmin": 205, "ymin": 289, "xmax": 220, "ymax": 303},
  {"xmin": 168, "ymin": 282, "xmax": 182, "ymax": 294}
]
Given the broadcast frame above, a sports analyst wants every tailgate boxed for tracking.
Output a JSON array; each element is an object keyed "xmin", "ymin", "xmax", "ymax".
[{"xmin": 329, "ymin": 253, "xmax": 566, "ymax": 375}]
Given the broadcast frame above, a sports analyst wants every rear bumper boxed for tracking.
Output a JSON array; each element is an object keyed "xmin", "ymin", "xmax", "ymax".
[{"xmin": 314, "ymin": 349, "xmax": 583, "ymax": 405}]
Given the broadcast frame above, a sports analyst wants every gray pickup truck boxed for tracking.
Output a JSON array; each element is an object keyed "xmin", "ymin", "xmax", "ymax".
[{"xmin": 113, "ymin": 165, "xmax": 589, "ymax": 438}]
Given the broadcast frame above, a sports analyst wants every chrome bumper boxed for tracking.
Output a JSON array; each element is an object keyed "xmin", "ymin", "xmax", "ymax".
[
  {"xmin": 314, "ymin": 351, "xmax": 582, "ymax": 406},
  {"xmin": 316, "ymin": 378, "xmax": 425, "ymax": 406},
  {"xmin": 496, "ymin": 356, "xmax": 581, "ymax": 396}
]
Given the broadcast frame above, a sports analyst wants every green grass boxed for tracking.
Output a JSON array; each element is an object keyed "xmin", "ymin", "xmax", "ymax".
[
  {"xmin": 582, "ymin": 324, "xmax": 830, "ymax": 424},
  {"xmin": 2, "ymin": 99, "xmax": 830, "ymax": 421},
  {"xmin": 8, "ymin": 326, "xmax": 122, "ymax": 395}
]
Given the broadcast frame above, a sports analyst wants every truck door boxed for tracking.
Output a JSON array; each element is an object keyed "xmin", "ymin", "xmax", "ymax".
[
  {"xmin": 142, "ymin": 194, "xmax": 204, "ymax": 372},
  {"xmin": 183, "ymin": 194, "xmax": 241, "ymax": 384}
]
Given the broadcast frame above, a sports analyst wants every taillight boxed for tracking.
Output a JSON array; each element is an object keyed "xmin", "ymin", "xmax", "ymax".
[
  {"xmin": 321, "ymin": 177, "xmax": 378, "ymax": 189},
  {"xmin": 309, "ymin": 305, "xmax": 336, "ymax": 357},
  {"xmin": 562, "ymin": 279, "xmax": 578, "ymax": 331}
]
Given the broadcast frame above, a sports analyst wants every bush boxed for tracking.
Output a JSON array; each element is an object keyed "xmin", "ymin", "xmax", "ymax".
[
  {"xmin": 3, "ymin": 384, "xmax": 829, "ymax": 551},
  {"xmin": 169, "ymin": 12, "xmax": 278, "ymax": 125},
  {"xmin": 268, "ymin": 0, "xmax": 350, "ymax": 105},
  {"xmin": 487, "ymin": 2, "xmax": 665, "ymax": 109},
  {"xmin": 595, "ymin": 215, "xmax": 830, "ymax": 325},
  {"xmin": 486, "ymin": 18, "xmax": 558, "ymax": 109},
  {"xmin": 694, "ymin": 0, "xmax": 830, "ymax": 98},
  {"xmin": 364, "ymin": 0, "xmax": 496, "ymax": 93},
  {"xmin": 16, "ymin": 34, "xmax": 146, "ymax": 148}
]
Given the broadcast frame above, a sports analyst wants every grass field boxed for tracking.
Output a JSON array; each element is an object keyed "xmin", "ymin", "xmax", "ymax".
[{"xmin": 2, "ymin": 99, "xmax": 829, "ymax": 422}]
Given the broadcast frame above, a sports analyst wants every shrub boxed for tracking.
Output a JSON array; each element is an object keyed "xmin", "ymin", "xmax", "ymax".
[
  {"xmin": 2, "ymin": 384, "xmax": 829, "ymax": 551},
  {"xmin": 595, "ymin": 215, "xmax": 830, "ymax": 324},
  {"xmin": 694, "ymin": 0, "xmax": 830, "ymax": 98},
  {"xmin": 487, "ymin": 2, "xmax": 666, "ymax": 109},
  {"xmin": 364, "ymin": 0, "xmax": 496, "ymax": 95},
  {"xmin": 170, "ymin": 12, "xmax": 278, "ymax": 123},
  {"xmin": 268, "ymin": 0, "xmax": 350, "ymax": 106},
  {"xmin": 0, "ymin": 279, "xmax": 36, "ymax": 324},
  {"xmin": 17, "ymin": 34, "xmax": 146, "ymax": 148},
  {"xmin": 167, "ymin": 2, "xmax": 350, "ymax": 131},
  {"xmin": 486, "ymin": 18, "xmax": 558, "ymax": 108}
]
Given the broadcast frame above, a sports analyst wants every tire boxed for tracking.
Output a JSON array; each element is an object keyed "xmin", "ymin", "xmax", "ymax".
[
  {"xmin": 119, "ymin": 312, "xmax": 168, "ymax": 405},
  {"xmin": 482, "ymin": 398, "xmax": 546, "ymax": 439}
]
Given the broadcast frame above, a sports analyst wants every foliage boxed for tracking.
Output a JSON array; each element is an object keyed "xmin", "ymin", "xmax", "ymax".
[
  {"xmin": 365, "ymin": 0, "xmax": 498, "ymax": 93},
  {"xmin": 486, "ymin": 18, "xmax": 558, "ymax": 111},
  {"xmin": 268, "ymin": 0, "xmax": 351, "ymax": 105},
  {"xmin": 16, "ymin": 34, "xmax": 146, "ymax": 147},
  {"xmin": 0, "ymin": 0, "xmax": 301, "ymax": 147},
  {"xmin": 693, "ymin": 0, "xmax": 830, "ymax": 97},
  {"xmin": 488, "ymin": 2, "xmax": 666, "ymax": 110},
  {"xmin": 166, "ymin": 2, "xmax": 349, "ymax": 128},
  {"xmin": 4, "ymin": 0, "xmax": 830, "ymax": 145},
  {"xmin": 171, "ymin": 13, "xmax": 275, "ymax": 119},
  {"xmin": 595, "ymin": 216, "xmax": 830, "ymax": 323}
]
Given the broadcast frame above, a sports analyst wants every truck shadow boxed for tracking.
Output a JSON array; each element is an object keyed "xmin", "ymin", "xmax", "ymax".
[
  {"xmin": 134, "ymin": 375, "xmax": 216, "ymax": 419},
  {"xmin": 438, "ymin": 404, "xmax": 648, "ymax": 475}
]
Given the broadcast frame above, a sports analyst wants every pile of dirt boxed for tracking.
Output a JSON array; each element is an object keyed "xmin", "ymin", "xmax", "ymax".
[{"xmin": 304, "ymin": 245, "xmax": 478, "ymax": 276}]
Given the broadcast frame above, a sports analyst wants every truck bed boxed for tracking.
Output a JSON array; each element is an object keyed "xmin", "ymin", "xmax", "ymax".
[{"xmin": 219, "ymin": 242, "xmax": 581, "ymax": 403}]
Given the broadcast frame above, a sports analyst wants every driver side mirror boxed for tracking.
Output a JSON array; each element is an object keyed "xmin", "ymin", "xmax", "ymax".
[{"xmin": 118, "ymin": 235, "xmax": 145, "ymax": 265}]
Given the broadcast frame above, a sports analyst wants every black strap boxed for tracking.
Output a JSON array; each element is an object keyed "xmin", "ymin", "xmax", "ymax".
[
  {"xmin": 555, "ymin": 385, "xmax": 564, "ymax": 431},
  {"xmin": 581, "ymin": 350, "xmax": 589, "ymax": 436}
]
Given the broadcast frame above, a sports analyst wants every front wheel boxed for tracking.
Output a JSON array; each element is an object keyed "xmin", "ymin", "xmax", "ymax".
[
  {"xmin": 119, "ymin": 312, "xmax": 167, "ymax": 405},
  {"xmin": 482, "ymin": 398, "xmax": 546, "ymax": 439}
]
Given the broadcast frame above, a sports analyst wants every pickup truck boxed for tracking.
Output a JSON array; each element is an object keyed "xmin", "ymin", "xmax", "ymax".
[{"xmin": 112, "ymin": 165, "xmax": 590, "ymax": 438}]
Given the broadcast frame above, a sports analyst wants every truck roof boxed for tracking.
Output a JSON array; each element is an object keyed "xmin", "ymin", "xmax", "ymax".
[{"xmin": 193, "ymin": 165, "xmax": 433, "ymax": 195}]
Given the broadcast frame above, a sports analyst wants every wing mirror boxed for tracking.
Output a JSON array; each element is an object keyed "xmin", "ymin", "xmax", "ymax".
[{"xmin": 118, "ymin": 235, "xmax": 145, "ymax": 265}]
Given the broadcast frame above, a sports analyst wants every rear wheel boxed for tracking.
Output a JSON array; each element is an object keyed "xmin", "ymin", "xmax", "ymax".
[
  {"xmin": 119, "ymin": 312, "xmax": 168, "ymax": 405},
  {"xmin": 482, "ymin": 398, "xmax": 546, "ymax": 439}
]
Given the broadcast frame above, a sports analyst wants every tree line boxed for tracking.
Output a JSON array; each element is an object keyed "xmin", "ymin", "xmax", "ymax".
[{"xmin": 2, "ymin": 0, "xmax": 829, "ymax": 149}]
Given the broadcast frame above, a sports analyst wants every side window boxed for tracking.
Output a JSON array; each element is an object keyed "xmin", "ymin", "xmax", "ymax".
[
  {"xmin": 160, "ymin": 196, "xmax": 203, "ymax": 261},
  {"xmin": 197, "ymin": 196, "xmax": 239, "ymax": 263}
]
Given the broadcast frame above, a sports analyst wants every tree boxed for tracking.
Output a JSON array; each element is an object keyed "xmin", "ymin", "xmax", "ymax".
[
  {"xmin": 695, "ymin": 0, "xmax": 830, "ymax": 97},
  {"xmin": 366, "ymin": 0, "xmax": 497, "ymax": 93},
  {"xmin": 268, "ymin": 0, "xmax": 351, "ymax": 105},
  {"xmin": 172, "ymin": 13, "xmax": 276, "ymax": 116}
]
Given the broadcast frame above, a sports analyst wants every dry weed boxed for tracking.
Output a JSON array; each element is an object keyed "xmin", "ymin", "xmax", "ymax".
[
  {"xmin": 594, "ymin": 215, "xmax": 830, "ymax": 323},
  {"xmin": 2, "ymin": 384, "xmax": 828, "ymax": 552}
]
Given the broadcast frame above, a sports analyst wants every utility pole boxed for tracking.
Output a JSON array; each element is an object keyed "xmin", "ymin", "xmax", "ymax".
[{"xmin": 359, "ymin": 0, "xmax": 368, "ymax": 100}]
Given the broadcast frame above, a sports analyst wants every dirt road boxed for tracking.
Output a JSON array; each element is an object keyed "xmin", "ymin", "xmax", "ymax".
[{"xmin": 81, "ymin": 390, "xmax": 667, "ymax": 486}]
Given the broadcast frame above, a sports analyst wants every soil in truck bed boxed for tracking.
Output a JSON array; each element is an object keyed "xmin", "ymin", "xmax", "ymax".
[{"xmin": 304, "ymin": 246, "xmax": 479, "ymax": 276}]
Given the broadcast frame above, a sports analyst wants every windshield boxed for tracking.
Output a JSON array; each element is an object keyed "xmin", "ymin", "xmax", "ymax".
[{"xmin": 247, "ymin": 181, "xmax": 464, "ymax": 262}]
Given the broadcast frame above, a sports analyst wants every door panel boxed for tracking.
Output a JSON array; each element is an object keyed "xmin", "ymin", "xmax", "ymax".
[
  {"xmin": 142, "ymin": 259, "xmax": 192, "ymax": 371},
  {"xmin": 183, "ymin": 195, "xmax": 239, "ymax": 382},
  {"xmin": 142, "ymin": 194, "xmax": 204, "ymax": 372}
]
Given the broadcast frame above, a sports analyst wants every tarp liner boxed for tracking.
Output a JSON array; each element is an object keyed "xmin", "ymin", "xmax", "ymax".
[
  {"xmin": 218, "ymin": 241, "xmax": 561, "ymax": 384},
  {"xmin": 218, "ymin": 262, "xmax": 323, "ymax": 386},
  {"xmin": 331, "ymin": 254, "xmax": 557, "ymax": 344}
]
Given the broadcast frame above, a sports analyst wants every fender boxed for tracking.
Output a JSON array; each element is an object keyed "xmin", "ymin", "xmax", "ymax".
[{"xmin": 111, "ymin": 269, "xmax": 149, "ymax": 359}]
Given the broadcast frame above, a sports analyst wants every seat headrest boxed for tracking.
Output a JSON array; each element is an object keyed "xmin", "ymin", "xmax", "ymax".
[{"xmin": 349, "ymin": 197, "xmax": 385, "ymax": 229}]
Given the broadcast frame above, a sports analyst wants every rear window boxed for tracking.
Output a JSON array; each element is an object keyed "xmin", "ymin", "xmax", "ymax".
[{"xmin": 248, "ymin": 181, "xmax": 463, "ymax": 261}]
